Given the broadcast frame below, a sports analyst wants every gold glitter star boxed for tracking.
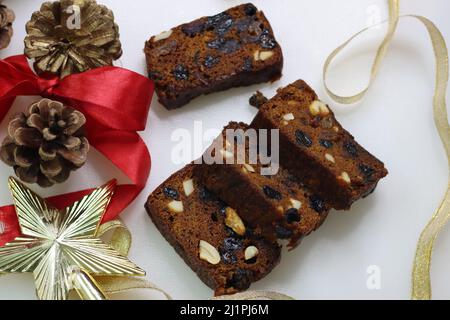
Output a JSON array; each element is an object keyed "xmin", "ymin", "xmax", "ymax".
[{"xmin": 0, "ymin": 178, "xmax": 145, "ymax": 300}]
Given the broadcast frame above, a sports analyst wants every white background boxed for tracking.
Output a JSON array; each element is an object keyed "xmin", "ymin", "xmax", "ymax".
[{"xmin": 0, "ymin": 0, "xmax": 449, "ymax": 300}]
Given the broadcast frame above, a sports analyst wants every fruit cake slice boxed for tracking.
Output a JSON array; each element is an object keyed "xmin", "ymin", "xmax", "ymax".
[
  {"xmin": 145, "ymin": 164, "xmax": 281, "ymax": 296},
  {"xmin": 251, "ymin": 80, "xmax": 388, "ymax": 210},
  {"xmin": 144, "ymin": 3, "xmax": 283, "ymax": 109},
  {"xmin": 195, "ymin": 122, "xmax": 330, "ymax": 249}
]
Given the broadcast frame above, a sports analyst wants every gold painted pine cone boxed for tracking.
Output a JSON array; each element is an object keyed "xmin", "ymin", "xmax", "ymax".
[
  {"xmin": 0, "ymin": 99, "xmax": 89, "ymax": 187},
  {"xmin": 25, "ymin": 0, "xmax": 122, "ymax": 78},
  {"xmin": 0, "ymin": 3, "xmax": 15, "ymax": 50}
]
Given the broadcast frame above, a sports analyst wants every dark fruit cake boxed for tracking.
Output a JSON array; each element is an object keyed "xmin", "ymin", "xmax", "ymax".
[
  {"xmin": 251, "ymin": 80, "xmax": 388, "ymax": 210},
  {"xmin": 145, "ymin": 164, "xmax": 281, "ymax": 296},
  {"xmin": 144, "ymin": 3, "xmax": 283, "ymax": 109},
  {"xmin": 195, "ymin": 122, "xmax": 330, "ymax": 249}
]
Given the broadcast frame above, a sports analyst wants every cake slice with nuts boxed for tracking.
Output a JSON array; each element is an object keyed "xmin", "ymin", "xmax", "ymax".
[
  {"xmin": 251, "ymin": 80, "xmax": 388, "ymax": 209},
  {"xmin": 196, "ymin": 122, "xmax": 330, "ymax": 249},
  {"xmin": 144, "ymin": 3, "xmax": 283, "ymax": 109},
  {"xmin": 145, "ymin": 164, "xmax": 280, "ymax": 296}
]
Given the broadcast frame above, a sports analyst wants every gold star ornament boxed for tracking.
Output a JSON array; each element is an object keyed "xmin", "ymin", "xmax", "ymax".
[{"xmin": 0, "ymin": 178, "xmax": 145, "ymax": 300}]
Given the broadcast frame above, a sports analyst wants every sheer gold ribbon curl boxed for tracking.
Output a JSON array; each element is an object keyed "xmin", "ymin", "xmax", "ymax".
[{"xmin": 322, "ymin": 0, "xmax": 449, "ymax": 300}]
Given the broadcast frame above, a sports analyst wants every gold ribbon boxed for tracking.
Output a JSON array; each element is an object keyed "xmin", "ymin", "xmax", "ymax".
[
  {"xmin": 93, "ymin": 219, "xmax": 173, "ymax": 300},
  {"xmin": 212, "ymin": 291, "xmax": 294, "ymax": 300},
  {"xmin": 323, "ymin": 0, "xmax": 449, "ymax": 300}
]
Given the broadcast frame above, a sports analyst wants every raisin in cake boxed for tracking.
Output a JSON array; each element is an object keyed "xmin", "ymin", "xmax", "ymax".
[
  {"xmin": 196, "ymin": 122, "xmax": 330, "ymax": 249},
  {"xmin": 251, "ymin": 80, "xmax": 388, "ymax": 209},
  {"xmin": 144, "ymin": 3, "xmax": 283, "ymax": 109},
  {"xmin": 145, "ymin": 164, "xmax": 281, "ymax": 296}
]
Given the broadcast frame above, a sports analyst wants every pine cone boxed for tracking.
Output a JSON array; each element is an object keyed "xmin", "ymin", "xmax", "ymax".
[
  {"xmin": 0, "ymin": 99, "xmax": 89, "ymax": 187},
  {"xmin": 0, "ymin": 3, "xmax": 15, "ymax": 50},
  {"xmin": 25, "ymin": 0, "xmax": 122, "ymax": 78}
]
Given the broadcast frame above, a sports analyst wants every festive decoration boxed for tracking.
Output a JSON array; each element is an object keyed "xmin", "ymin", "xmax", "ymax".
[
  {"xmin": 0, "ymin": 178, "xmax": 145, "ymax": 300},
  {"xmin": 5, "ymin": 0, "xmax": 446, "ymax": 301},
  {"xmin": 0, "ymin": 54, "xmax": 154, "ymax": 247},
  {"xmin": 0, "ymin": 3, "xmax": 14, "ymax": 49},
  {"xmin": 25, "ymin": 0, "xmax": 122, "ymax": 78},
  {"xmin": 0, "ymin": 176, "xmax": 291, "ymax": 300},
  {"xmin": 0, "ymin": 98, "xmax": 89, "ymax": 187},
  {"xmin": 323, "ymin": 0, "xmax": 449, "ymax": 300},
  {"xmin": 81, "ymin": 219, "xmax": 173, "ymax": 300}
]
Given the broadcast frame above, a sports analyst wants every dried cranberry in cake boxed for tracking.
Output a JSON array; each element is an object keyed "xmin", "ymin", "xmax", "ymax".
[
  {"xmin": 163, "ymin": 186, "xmax": 179, "ymax": 200},
  {"xmin": 199, "ymin": 186, "xmax": 214, "ymax": 202},
  {"xmin": 295, "ymin": 130, "xmax": 313, "ymax": 147},
  {"xmin": 173, "ymin": 64, "xmax": 189, "ymax": 80},
  {"xmin": 262, "ymin": 185, "xmax": 282, "ymax": 200},
  {"xmin": 227, "ymin": 269, "xmax": 253, "ymax": 291},
  {"xmin": 319, "ymin": 139, "xmax": 333, "ymax": 149},
  {"xmin": 182, "ymin": 20, "xmax": 205, "ymax": 37},
  {"xmin": 249, "ymin": 91, "xmax": 268, "ymax": 108},
  {"xmin": 259, "ymin": 29, "xmax": 277, "ymax": 49},
  {"xmin": 206, "ymin": 38, "xmax": 241, "ymax": 53},
  {"xmin": 144, "ymin": 3, "xmax": 283, "ymax": 109},
  {"xmin": 343, "ymin": 141, "xmax": 358, "ymax": 158},
  {"xmin": 251, "ymin": 80, "xmax": 388, "ymax": 209},
  {"xmin": 244, "ymin": 3, "xmax": 258, "ymax": 16},
  {"xmin": 275, "ymin": 225, "xmax": 293, "ymax": 239},
  {"xmin": 359, "ymin": 164, "xmax": 376, "ymax": 182},
  {"xmin": 223, "ymin": 237, "xmax": 244, "ymax": 252},
  {"xmin": 205, "ymin": 12, "xmax": 234, "ymax": 35},
  {"xmin": 285, "ymin": 208, "xmax": 301, "ymax": 224},
  {"xmin": 196, "ymin": 122, "xmax": 330, "ymax": 249},
  {"xmin": 145, "ymin": 164, "xmax": 280, "ymax": 296},
  {"xmin": 309, "ymin": 195, "xmax": 327, "ymax": 214},
  {"xmin": 242, "ymin": 57, "xmax": 253, "ymax": 71},
  {"xmin": 204, "ymin": 55, "xmax": 220, "ymax": 68}
]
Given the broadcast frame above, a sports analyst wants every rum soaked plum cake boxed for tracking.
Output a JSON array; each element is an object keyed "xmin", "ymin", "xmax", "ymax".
[
  {"xmin": 144, "ymin": 3, "xmax": 283, "ymax": 109},
  {"xmin": 251, "ymin": 80, "xmax": 388, "ymax": 209},
  {"xmin": 196, "ymin": 122, "xmax": 330, "ymax": 249},
  {"xmin": 145, "ymin": 164, "xmax": 281, "ymax": 296}
]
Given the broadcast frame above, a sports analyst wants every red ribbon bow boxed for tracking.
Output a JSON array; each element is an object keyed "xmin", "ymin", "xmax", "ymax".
[{"xmin": 0, "ymin": 55, "xmax": 154, "ymax": 246}]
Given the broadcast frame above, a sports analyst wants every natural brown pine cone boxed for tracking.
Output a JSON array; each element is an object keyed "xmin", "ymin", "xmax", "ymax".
[
  {"xmin": 25, "ymin": 0, "xmax": 122, "ymax": 78},
  {"xmin": 0, "ymin": 3, "xmax": 15, "ymax": 50},
  {"xmin": 0, "ymin": 99, "xmax": 90, "ymax": 187}
]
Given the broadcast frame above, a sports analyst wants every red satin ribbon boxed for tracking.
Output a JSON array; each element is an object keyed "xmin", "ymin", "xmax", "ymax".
[{"xmin": 0, "ymin": 55, "xmax": 154, "ymax": 246}]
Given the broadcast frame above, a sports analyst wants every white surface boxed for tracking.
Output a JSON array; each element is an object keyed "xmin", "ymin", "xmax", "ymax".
[{"xmin": 0, "ymin": 0, "xmax": 449, "ymax": 300}]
